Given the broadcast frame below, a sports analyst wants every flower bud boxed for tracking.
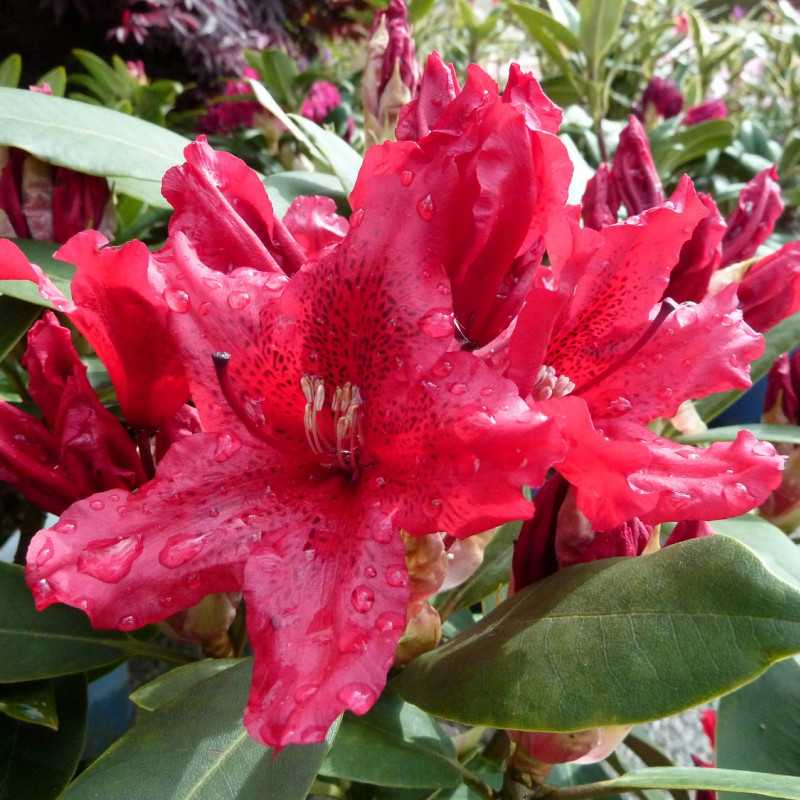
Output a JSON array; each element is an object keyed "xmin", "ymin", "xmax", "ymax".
[
  {"xmin": 612, "ymin": 116, "xmax": 664, "ymax": 216},
  {"xmin": 394, "ymin": 599, "xmax": 442, "ymax": 665},
  {"xmin": 581, "ymin": 163, "xmax": 620, "ymax": 230},
  {"xmin": 738, "ymin": 242, "xmax": 800, "ymax": 332},
  {"xmin": 299, "ymin": 80, "xmax": 342, "ymax": 125},
  {"xmin": 163, "ymin": 592, "xmax": 240, "ymax": 657},
  {"xmin": 683, "ymin": 99, "xmax": 727, "ymax": 126},
  {"xmin": 638, "ymin": 77, "xmax": 683, "ymax": 123},
  {"xmin": 721, "ymin": 167, "xmax": 783, "ymax": 267},
  {"xmin": 362, "ymin": 0, "xmax": 420, "ymax": 145},
  {"xmin": 511, "ymin": 725, "xmax": 631, "ymax": 766}
]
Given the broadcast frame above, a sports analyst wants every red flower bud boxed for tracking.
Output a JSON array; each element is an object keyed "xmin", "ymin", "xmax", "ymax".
[
  {"xmin": 683, "ymin": 99, "xmax": 727, "ymax": 126},
  {"xmin": 738, "ymin": 241, "xmax": 800, "ymax": 332},
  {"xmin": 639, "ymin": 76, "xmax": 683, "ymax": 121},
  {"xmin": 721, "ymin": 167, "xmax": 783, "ymax": 267},
  {"xmin": 581, "ymin": 163, "xmax": 620, "ymax": 229},
  {"xmin": 612, "ymin": 115, "xmax": 664, "ymax": 215}
]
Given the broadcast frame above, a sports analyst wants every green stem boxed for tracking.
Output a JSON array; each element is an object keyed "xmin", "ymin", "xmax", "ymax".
[{"xmin": 542, "ymin": 779, "xmax": 657, "ymax": 800}]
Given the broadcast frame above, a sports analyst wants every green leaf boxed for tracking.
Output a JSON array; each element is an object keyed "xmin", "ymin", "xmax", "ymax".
[
  {"xmin": 0, "ymin": 297, "xmax": 40, "ymax": 361},
  {"xmin": 0, "ymin": 88, "xmax": 191, "ymax": 208},
  {"xmin": 71, "ymin": 49, "xmax": 130, "ymax": 100},
  {"xmin": 36, "ymin": 67, "xmax": 67, "ymax": 98},
  {"xmin": 652, "ymin": 120, "xmax": 736, "ymax": 174},
  {"xmin": 264, "ymin": 170, "xmax": 349, "ymax": 217},
  {"xmin": 509, "ymin": 3, "xmax": 581, "ymax": 51},
  {"xmin": 0, "ymin": 239, "xmax": 74, "ymax": 308},
  {"xmin": 695, "ymin": 310, "xmax": 800, "ymax": 423},
  {"xmin": 434, "ymin": 522, "xmax": 520, "ymax": 619},
  {"xmin": 578, "ymin": 0, "xmax": 626, "ymax": 72},
  {"xmin": 0, "ymin": 680, "xmax": 58, "ymax": 729},
  {"xmin": 394, "ymin": 536, "xmax": 800, "ymax": 731},
  {"xmin": 679, "ymin": 424, "xmax": 800, "ymax": 446},
  {"xmin": 556, "ymin": 767, "xmax": 800, "ymax": 799},
  {"xmin": 130, "ymin": 658, "xmax": 240, "ymax": 711},
  {"xmin": 0, "ymin": 563, "xmax": 179, "ymax": 682},
  {"xmin": 409, "ymin": 0, "xmax": 436, "ymax": 24},
  {"xmin": 779, "ymin": 131, "xmax": 800, "ymax": 175},
  {"xmin": 717, "ymin": 659, "xmax": 800, "ymax": 800},
  {"xmin": 258, "ymin": 48, "xmax": 298, "ymax": 107},
  {"xmin": 0, "ymin": 54, "xmax": 21, "ymax": 88},
  {"xmin": 288, "ymin": 113, "xmax": 362, "ymax": 195},
  {"xmin": 63, "ymin": 660, "xmax": 333, "ymax": 800},
  {"xmin": 320, "ymin": 691, "xmax": 462, "ymax": 789},
  {"xmin": 0, "ymin": 674, "xmax": 87, "ymax": 800},
  {"xmin": 546, "ymin": 0, "xmax": 581, "ymax": 32}
]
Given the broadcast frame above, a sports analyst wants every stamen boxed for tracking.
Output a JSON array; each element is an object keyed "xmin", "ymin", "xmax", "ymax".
[{"xmin": 531, "ymin": 365, "xmax": 574, "ymax": 401}]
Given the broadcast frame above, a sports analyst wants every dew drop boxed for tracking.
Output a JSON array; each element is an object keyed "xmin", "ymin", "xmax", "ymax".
[
  {"xmin": 118, "ymin": 615, "xmax": 138, "ymax": 630},
  {"xmin": 417, "ymin": 308, "xmax": 453, "ymax": 338},
  {"xmin": 753, "ymin": 441, "xmax": 775, "ymax": 456},
  {"xmin": 351, "ymin": 584, "xmax": 375, "ymax": 614},
  {"xmin": 36, "ymin": 539, "xmax": 54, "ymax": 567},
  {"xmin": 400, "ymin": 169, "xmax": 414, "ymax": 186},
  {"xmin": 670, "ymin": 490, "xmax": 692, "ymax": 508},
  {"xmin": 449, "ymin": 382, "xmax": 468, "ymax": 395},
  {"xmin": 89, "ymin": 499, "xmax": 105, "ymax": 511},
  {"xmin": 54, "ymin": 519, "xmax": 76, "ymax": 534},
  {"xmin": 76, "ymin": 597, "xmax": 90, "ymax": 611},
  {"xmin": 674, "ymin": 304, "xmax": 698, "ymax": 327},
  {"xmin": 364, "ymin": 565, "xmax": 377, "ymax": 579},
  {"xmin": 227, "ymin": 291, "xmax": 251, "ymax": 310},
  {"xmin": 77, "ymin": 535, "xmax": 142, "ymax": 583},
  {"xmin": 164, "ymin": 288, "xmax": 190, "ymax": 313},
  {"xmin": 300, "ymin": 726, "xmax": 328, "ymax": 744},
  {"xmin": 350, "ymin": 208, "xmax": 365, "ymax": 229},
  {"xmin": 724, "ymin": 482, "xmax": 755, "ymax": 504},
  {"xmin": 376, "ymin": 611, "xmax": 406, "ymax": 633},
  {"xmin": 337, "ymin": 682, "xmax": 376, "ymax": 715},
  {"xmin": 385, "ymin": 564, "xmax": 408, "ymax": 588},
  {"xmin": 432, "ymin": 360, "xmax": 453, "ymax": 378},
  {"xmin": 294, "ymin": 684, "xmax": 319, "ymax": 703},
  {"xmin": 204, "ymin": 277, "xmax": 223, "ymax": 290},
  {"xmin": 214, "ymin": 431, "xmax": 241, "ymax": 463},
  {"xmin": 36, "ymin": 578, "xmax": 53, "ymax": 599},
  {"xmin": 416, "ymin": 194, "xmax": 435, "ymax": 221},
  {"xmin": 159, "ymin": 532, "xmax": 207, "ymax": 568},
  {"xmin": 198, "ymin": 301, "xmax": 212, "ymax": 316},
  {"xmin": 480, "ymin": 386, "xmax": 494, "ymax": 397}
]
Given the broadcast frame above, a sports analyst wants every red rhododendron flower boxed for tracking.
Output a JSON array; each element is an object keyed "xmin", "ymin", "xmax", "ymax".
[
  {"xmin": 638, "ymin": 76, "xmax": 683, "ymax": 121},
  {"xmin": 197, "ymin": 70, "xmax": 262, "ymax": 135},
  {"xmin": 283, "ymin": 195, "xmax": 349, "ymax": 260},
  {"xmin": 486, "ymin": 179, "xmax": 783, "ymax": 530},
  {"xmin": 24, "ymin": 80, "xmax": 567, "ymax": 750},
  {"xmin": 0, "ymin": 313, "xmax": 144, "ymax": 514},
  {"xmin": 612, "ymin": 116, "xmax": 664, "ymax": 216},
  {"xmin": 0, "ymin": 235, "xmax": 188, "ymax": 430},
  {"xmin": 683, "ymin": 99, "xmax": 728, "ymax": 126},
  {"xmin": 300, "ymin": 80, "xmax": 342, "ymax": 124},
  {"xmin": 738, "ymin": 241, "xmax": 800, "ymax": 331},
  {"xmin": 364, "ymin": 53, "xmax": 572, "ymax": 347}
]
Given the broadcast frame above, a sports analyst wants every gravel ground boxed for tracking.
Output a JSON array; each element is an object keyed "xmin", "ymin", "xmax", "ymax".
[{"xmin": 639, "ymin": 704, "xmax": 715, "ymax": 765}]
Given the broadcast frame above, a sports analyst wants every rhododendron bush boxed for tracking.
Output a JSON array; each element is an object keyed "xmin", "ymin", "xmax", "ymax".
[{"xmin": 2, "ymin": 3, "xmax": 800, "ymax": 800}]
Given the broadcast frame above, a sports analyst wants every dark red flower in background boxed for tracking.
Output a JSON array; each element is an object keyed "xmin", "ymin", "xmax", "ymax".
[
  {"xmin": 638, "ymin": 76, "xmax": 683, "ymax": 121},
  {"xmin": 683, "ymin": 99, "xmax": 727, "ymax": 126},
  {"xmin": 611, "ymin": 115, "xmax": 664, "ymax": 216}
]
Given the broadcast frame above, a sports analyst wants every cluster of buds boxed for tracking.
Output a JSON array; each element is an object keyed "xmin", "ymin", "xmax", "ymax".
[{"xmin": 362, "ymin": 0, "xmax": 420, "ymax": 145}]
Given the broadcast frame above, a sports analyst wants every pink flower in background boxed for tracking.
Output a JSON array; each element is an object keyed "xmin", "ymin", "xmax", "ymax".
[
  {"xmin": 198, "ymin": 68, "xmax": 261, "ymax": 135},
  {"xmin": 299, "ymin": 80, "xmax": 342, "ymax": 124},
  {"xmin": 683, "ymin": 99, "xmax": 728, "ymax": 126},
  {"xmin": 126, "ymin": 60, "xmax": 148, "ymax": 84}
]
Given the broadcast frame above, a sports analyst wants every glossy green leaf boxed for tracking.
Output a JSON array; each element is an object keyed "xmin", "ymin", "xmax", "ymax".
[
  {"xmin": 264, "ymin": 170, "xmax": 348, "ymax": 217},
  {"xmin": 409, "ymin": 0, "xmax": 436, "ymax": 23},
  {"xmin": 395, "ymin": 537, "xmax": 800, "ymax": 731},
  {"xmin": 510, "ymin": 3, "xmax": 581, "ymax": 51},
  {"xmin": 258, "ymin": 48, "xmax": 298, "ymax": 107},
  {"xmin": 0, "ymin": 297, "xmax": 40, "ymax": 361},
  {"xmin": 0, "ymin": 563, "xmax": 180, "ymax": 682},
  {"xmin": 555, "ymin": 767, "xmax": 800, "ymax": 799},
  {"xmin": 130, "ymin": 658, "xmax": 240, "ymax": 711},
  {"xmin": 0, "ymin": 680, "xmax": 58, "ymax": 729},
  {"xmin": 0, "ymin": 88, "xmax": 191, "ymax": 208},
  {"xmin": 546, "ymin": 0, "xmax": 580, "ymax": 32},
  {"xmin": 320, "ymin": 691, "xmax": 461, "ymax": 789},
  {"xmin": 0, "ymin": 674, "xmax": 87, "ymax": 800},
  {"xmin": 779, "ymin": 131, "xmax": 800, "ymax": 175},
  {"xmin": 578, "ymin": 0, "xmax": 626, "ymax": 72},
  {"xmin": 717, "ymin": 659, "xmax": 800, "ymax": 800},
  {"xmin": 0, "ymin": 239, "xmax": 74, "ymax": 308},
  {"xmin": 695, "ymin": 311, "xmax": 800, "ymax": 423},
  {"xmin": 63, "ymin": 660, "xmax": 333, "ymax": 800},
  {"xmin": 434, "ymin": 522, "xmax": 520, "ymax": 620},
  {"xmin": 653, "ymin": 120, "xmax": 736, "ymax": 174},
  {"xmin": 288, "ymin": 113, "xmax": 362, "ymax": 195},
  {"xmin": 679, "ymin": 424, "xmax": 800, "ymax": 446},
  {"xmin": 0, "ymin": 54, "xmax": 21, "ymax": 88}
]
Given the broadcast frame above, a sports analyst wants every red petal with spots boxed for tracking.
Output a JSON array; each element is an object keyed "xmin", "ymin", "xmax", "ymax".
[
  {"xmin": 162, "ymin": 138, "xmax": 302, "ymax": 274},
  {"xmin": 353, "ymin": 62, "xmax": 571, "ymax": 346},
  {"xmin": 738, "ymin": 241, "xmax": 800, "ymax": 332},
  {"xmin": 243, "ymin": 500, "xmax": 408, "ymax": 749},
  {"xmin": 583, "ymin": 285, "xmax": 763, "ymax": 425},
  {"xmin": 283, "ymin": 195, "xmax": 348, "ymax": 260},
  {"xmin": 55, "ymin": 231, "xmax": 188, "ymax": 429}
]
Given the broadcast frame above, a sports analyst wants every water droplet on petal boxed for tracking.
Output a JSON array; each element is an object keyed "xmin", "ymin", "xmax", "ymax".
[
  {"xmin": 351, "ymin": 585, "xmax": 375, "ymax": 613},
  {"xmin": 36, "ymin": 539, "xmax": 54, "ymax": 566},
  {"xmin": 76, "ymin": 597, "xmax": 90, "ymax": 611},
  {"xmin": 294, "ymin": 684, "xmax": 319, "ymax": 703},
  {"xmin": 198, "ymin": 301, "xmax": 212, "ymax": 316},
  {"xmin": 300, "ymin": 726, "xmax": 328, "ymax": 744},
  {"xmin": 365, "ymin": 565, "xmax": 377, "ymax": 579},
  {"xmin": 449, "ymin": 382, "xmax": 467, "ymax": 395},
  {"xmin": 753, "ymin": 441, "xmax": 775, "ymax": 456},
  {"xmin": 432, "ymin": 360, "xmax": 453, "ymax": 378},
  {"xmin": 385, "ymin": 564, "xmax": 408, "ymax": 588},
  {"xmin": 670, "ymin": 490, "xmax": 692, "ymax": 509},
  {"xmin": 675, "ymin": 304, "xmax": 698, "ymax": 327},
  {"xmin": 227, "ymin": 291, "xmax": 251, "ymax": 310},
  {"xmin": 118, "ymin": 615, "xmax": 138, "ymax": 630},
  {"xmin": 350, "ymin": 208, "xmax": 365, "ymax": 229},
  {"xmin": 159, "ymin": 532, "xmax": 208, "ymax": 568},
  {"xmin": 480, "ymin": 386, "xmax": 494, "ymax": 397},
  {"xmin": 416, "ymin": 194, "xmax": 434, "ymax": 221},
  {"xmin": 724, "ymin": 482, "xmax": 755, "ymax": 504},
  {"xmin": 54, "ymin": 519, "xmax": 76, "ymax": 534},
  {"xmin": 337, "ymin": 682, "xmax": 376, "ymax": 715},
  {"xmin": 77, "ymin": 535, "xmax": 142, "ymax": 583},
  {"xmin": 214, "ymin": 431, "xmax": 241, "ymax": 463},
  {"xmin": 165, "ymin": 288, "xmax": 190, "ymax": 313},
  {"xmin": 89, "ymin": 499, "xmax": 105, "ymax": 511},
  {"xmin": 400, "ymin": 170, "xmax": 414, "ymax": 186},
  {"xmin": 204, "ymin": 277, "xmax": 223, "ymax": 290},
  {"xmin": 417, "ymin": 308, "xmax": 453, "ymax": 339},
  {"xmin": 607, "ymin": 396, "xmax": 632, "ymax": 416},
  {"xmin": 36, "ymin": 578, "xmax": 53, "ymax": 599},
  {"xmin": 376, "ymin": 611, "xmax": 406, "ymax": 633}
]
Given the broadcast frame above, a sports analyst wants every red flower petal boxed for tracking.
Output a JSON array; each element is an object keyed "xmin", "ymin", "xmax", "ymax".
[
  {"xmin": 738, "ymin": 241, "xmax": 800, "ymax": 332},
  {"xmin": 612, "ymin": 116, "xmax": 664, "ymax": 215},
  {"xmin": 56, "ymin": 231, "xmax": 189, "ymax": 430},
  {"xmin": 0, "ymin": 238, "xmax": 74, "ymax": 312},
  {"xmin": 396, "ymin": 52, "xmax": 459, "ymax": 141},
  {"xmin": 502, "ymin": 63, "xmax": 562, "ymax": 134},
  {"xmin": 665, "ymin": 519, "xmax": 714, "ymax": 545},
  {"xmin": 243, "ymin": 500, "xmax": 409, "ymax": 748},
  {"xmin": 283, "ymin": 196, "xmax": 348, "ymax": 260},
  {"xmin": 581, "ymin": 163, "xmax": 620, "ymax": 230},
  {"xmin": 583, "ymin": 284, "xmax": 763, "ymax": 425},
  {"xmin": 162, "ymin": 138, "xmax": 302, "ymax": 275}
]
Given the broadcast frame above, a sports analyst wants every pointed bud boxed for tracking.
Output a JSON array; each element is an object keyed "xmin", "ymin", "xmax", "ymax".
[
  {"xmin": 612, "ymin": 116, "xmax": 664, "ymax": 216},
  {"xmin": 396, "ymin": 51, "xmax": 458, "ymax": 141},
  {"xmin": 737, "ymin": 241, "xmax": 800, "ymax": 332},
  {"xmin": 163, "ymin": 592, "xmax": 239, "ymax": 657},
  {"xmin": 394, "ymin": 599, "xmax": 442, "ymax": 665},
  {"xmin": 721, "ymin": 167, "xmax": 783, "ymax": 267},
  {"xmin": 581, "ymin": 163, "xmax": 620, "ymax": 230},
  {"xmin": 639, "ymin": 76, "xmax": 683, "ymax": 123},
  {"xmin": 362, "ymin": 0, "xmax": 420, "ymax": 145},
  {"xmin": 683, "ymin": 99, "xmax": 727, "ymax": 126}
]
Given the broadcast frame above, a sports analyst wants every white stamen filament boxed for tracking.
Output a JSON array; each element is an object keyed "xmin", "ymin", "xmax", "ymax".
[{"xmin": 531, "ymin": 365, "xmax": 575, "ymax": 401}]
